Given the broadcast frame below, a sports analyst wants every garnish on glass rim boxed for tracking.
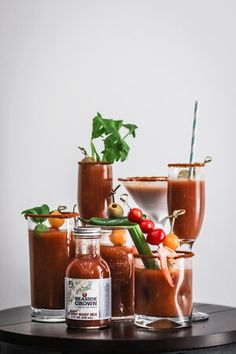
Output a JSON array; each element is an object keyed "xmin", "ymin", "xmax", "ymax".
[
  {"xmin": 21, "ymin": 204, "xmax": 77, "ymax": 232},
  {"xmin": 21, "ymin": 204, "xmax": 50, "ymax": 223},
  {"xmin": 21, "ymin": 204, "xmax": 50, "ymax": 232},
  {"xmin": 80, "ymin": 195, "xmax": 185, "ymax": 287}
]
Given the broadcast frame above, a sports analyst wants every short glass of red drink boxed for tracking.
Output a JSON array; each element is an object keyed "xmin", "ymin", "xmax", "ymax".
[
  {"xmin": 134, "ymin": 252, "xmax": 193, "ymax": 329},
  {"xmin": 26, "ymin": 212, "xmax": 78, "ymax": 322}
]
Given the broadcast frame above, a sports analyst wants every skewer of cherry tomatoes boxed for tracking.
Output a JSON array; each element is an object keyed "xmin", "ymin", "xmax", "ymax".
[{"xmin": 127, "ymin": 207, "xmax": 181, "ymax": 251}]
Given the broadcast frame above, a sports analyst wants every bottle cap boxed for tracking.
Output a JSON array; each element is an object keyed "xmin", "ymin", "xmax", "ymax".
[{"xmin": 74, "ymin": 226, "xmax": 102, "ymax": 238}]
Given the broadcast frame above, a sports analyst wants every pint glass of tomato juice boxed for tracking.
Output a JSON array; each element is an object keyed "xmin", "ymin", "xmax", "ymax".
[{"xmin": 26, "ymin": 212, "xmax": 78, "ymax": 322}]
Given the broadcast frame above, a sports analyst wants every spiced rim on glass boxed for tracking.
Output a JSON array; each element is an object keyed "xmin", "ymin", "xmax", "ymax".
[
  {"xmin": 78, "ymin": 161, "xmax": 112, "ymax": 165},
  {"xmin": 168, "ymin": 163, "xmax": 205, "ymax": 168},
  {"xmin": 118, "ymin": 176, "xmax": 168, "ymax": 182},
  {"xmin": 26, "ymin": 212, "xmax": 79, "ymax": 219}
]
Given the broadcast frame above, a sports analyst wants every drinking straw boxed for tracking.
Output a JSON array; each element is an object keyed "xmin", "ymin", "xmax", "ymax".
[{"xmin": 189, "ymin": 101, "xmax": 198, "ymax": 178}]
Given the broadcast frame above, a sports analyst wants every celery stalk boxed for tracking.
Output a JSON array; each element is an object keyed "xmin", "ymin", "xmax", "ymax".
[{"xmin": 128, "ymin": 224, "xmax": 159, "ymax": 269}]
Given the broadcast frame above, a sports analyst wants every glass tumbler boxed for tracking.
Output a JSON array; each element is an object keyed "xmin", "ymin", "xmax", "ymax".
[
  {"xmin": 78, "ymin": 162, "xmax": 113, "ymax": 219},
  {"xmin": 134, "ymin": 251, "xmax": 194, "ymax": 330},
  {"xmin": 26, "ymin": 212, "xmax": 78, "ymax": 322},
  {"xmin": 100, "ymin": 227, "xmax": 135, "ymax": 321}
]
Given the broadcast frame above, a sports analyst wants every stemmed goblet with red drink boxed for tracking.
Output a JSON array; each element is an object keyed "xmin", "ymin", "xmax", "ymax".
[{"xmin": 168, "ymin": 162, "xmax": 208, "ymax": 321}]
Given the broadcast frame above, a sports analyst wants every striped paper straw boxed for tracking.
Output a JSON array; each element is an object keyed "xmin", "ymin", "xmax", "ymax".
[
  {"xmin": 189, "ymin": 101, "xmax": 198, "ymax": 177},
  {"xmin": 189, "ymin": 101, "xmax": 198, "ymax": 163}
]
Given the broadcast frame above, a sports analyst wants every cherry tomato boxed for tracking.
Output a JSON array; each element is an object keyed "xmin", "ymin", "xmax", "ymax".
[
  {"xmin": 163, "ymin": 233, "xmax": 180, "ymax": 250},
  {"xmin": 139, "ymin": 219, "xmax": 155, "ymax": 233},
  {"xmin": 146, "ymin": 228, "xmax": 166, "ymax": 245},
  {"xmin": 127, "ymin": 208, "xmax": 143, "ymax": 223},
  {"xmin": 48, "ymin": 211, "xmax": 65, "ymax": 228}
]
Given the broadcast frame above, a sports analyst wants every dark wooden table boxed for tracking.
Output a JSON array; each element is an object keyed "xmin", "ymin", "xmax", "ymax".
[{"xmin": 1, "ymin": 303, "xmax": 236, "ymax": 354}]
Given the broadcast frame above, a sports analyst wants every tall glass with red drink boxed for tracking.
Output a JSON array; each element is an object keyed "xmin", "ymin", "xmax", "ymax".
[
  {"xmin": 78, "ymin": 162, "xmax": 113, "ymax": 219},
  {"xmin": 26, "ymin": 212, "xmax": 77, "ymax": 322},
  {"xmin": 168, "ymin": 163, "xmax": 205, "ymax": 248},
  {"xmin": 168, "ymin": 162, "xmax": 208, "ymax": 322}
]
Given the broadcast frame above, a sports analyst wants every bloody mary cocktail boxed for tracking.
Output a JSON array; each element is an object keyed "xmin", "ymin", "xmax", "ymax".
[
  {"xmin": 118, "ymin": 177, "xmax": 168, "ymax": 223},
  {"xmin": 27, "ymin": 213, "xmax": 76, "ymax": 322},
  {"xmin": 100, "ymin": 229, "xmax": 135, "ymax": 320},
  {"xmin": 167, "ymin": 163, "xmax": 209, "ymax": 323},
  {"xmin": 135, "ymin": 253, "xmax": 193, "ymax": 329},
  {"xmin": 78, "ymin": 162, "xmax": 113, "ymax": 219},
  {"xmin": 28, "ymin": 227, "xmax": 74, "ymax": 309},
  {"xmin": 168, "ymin": 179, "xmax": 205, "ymax": 240},
  {"xmin": 168, "ymin": 163, "xmax": 205, "ymax": 243}
]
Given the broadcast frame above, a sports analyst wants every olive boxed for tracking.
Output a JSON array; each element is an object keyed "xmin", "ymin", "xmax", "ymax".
[{"xmin": 107, "ymin": 203, "xmax": 124, "ymax": 218}]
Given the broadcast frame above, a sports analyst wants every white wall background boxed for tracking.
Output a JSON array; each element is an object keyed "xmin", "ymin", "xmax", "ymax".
[{"xmin": 0, "ymin": 0, "xmax": 235, "ymax": 310}]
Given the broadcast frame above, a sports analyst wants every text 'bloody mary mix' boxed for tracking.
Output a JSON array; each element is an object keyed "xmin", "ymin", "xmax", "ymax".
[{"xmin": 65, "ymin": 226, "xmax": 111, "ymax": 329}]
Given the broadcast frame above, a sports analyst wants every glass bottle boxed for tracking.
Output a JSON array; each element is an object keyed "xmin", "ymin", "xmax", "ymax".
[{"xmin": 65, "ymin": 226, "xmax": 111, "ymax": 329}]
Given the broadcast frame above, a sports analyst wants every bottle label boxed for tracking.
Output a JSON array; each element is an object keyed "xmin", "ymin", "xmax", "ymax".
[{"xmin": 65, "ymin": 277, "xmax": 111, "ymax": 320}]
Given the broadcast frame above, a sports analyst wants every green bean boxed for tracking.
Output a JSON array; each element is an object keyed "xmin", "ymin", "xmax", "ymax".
[{"xmin": 80, "ymin": 216, "xmax": 135, "ymax": 227}]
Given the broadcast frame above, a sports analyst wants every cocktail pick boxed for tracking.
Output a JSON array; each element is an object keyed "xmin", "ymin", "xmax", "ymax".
[
  {"xmin": 159, "ymin": 209, "xmax": 185, "ymax": 230},
  {"xmin": 58, "ymin": 205, "xmax": 67, "ymax": 212},
  {"xmin": 78, "ymin": 146, "xmax": 88, "ymax": 156},
  {"xmin": 120, "ymin": 193, "xmax": 132, "ymax": 209},
  {"xmin": 204, "ymin": 156, "xmax": 212, "ymax": 164},
  {"xmin": 169, "ymin": 209, "xmax": 186, "ymax": 233},
  {"xmin": 109, "ymin": 185, "xmax": 121, "ymax": 203},
  {"xmin": 107, "ymin": 185, "xmax": 124, "ymax": 218},
  {"xmin": 73, "ymin": 204, "xmax": 78, "ymax": 225}
]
